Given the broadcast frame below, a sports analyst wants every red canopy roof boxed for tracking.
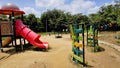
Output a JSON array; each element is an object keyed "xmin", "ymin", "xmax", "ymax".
[
  {"xmin": 0, "ymin": 3, "xmax": 25, "ymax": 15},
  {"xmin": 0, "ymin": 9, "xmax": 25, "ymax": 15}
]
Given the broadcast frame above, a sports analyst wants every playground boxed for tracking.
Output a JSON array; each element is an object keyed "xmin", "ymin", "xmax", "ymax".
[
  {"xmin": 0, "ymin": 33, "xmax": 120, "ymax": 68},
  {"xmin": 0, "ymin": 3, "xmax": 120, "ymax": 68}
]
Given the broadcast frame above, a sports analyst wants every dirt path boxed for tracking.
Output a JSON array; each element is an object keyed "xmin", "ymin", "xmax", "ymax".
[
  {"xmin": 86, "ymin": 43, "xmax": 120, "ymax": 68},
  {"xmin": 0, "ymin": 34, "xmax": 80, "ymax": 68},
  {"xmin": 99, "ymin": 40, "xmax": 120, "ymax": 52},
  {"xmin": 0, "ymin": 34, "xmax": 120, "ymax": 68}
]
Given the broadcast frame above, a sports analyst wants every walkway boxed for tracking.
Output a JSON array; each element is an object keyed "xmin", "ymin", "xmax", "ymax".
[{"xmin": 99, "ymin": 40, "xmax": 120, "ymax": 52}]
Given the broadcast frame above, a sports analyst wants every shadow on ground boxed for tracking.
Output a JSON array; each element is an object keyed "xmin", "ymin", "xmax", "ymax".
[{"xmin": 1, "ymin": 43, "xmax": 50, "ymax": 54}]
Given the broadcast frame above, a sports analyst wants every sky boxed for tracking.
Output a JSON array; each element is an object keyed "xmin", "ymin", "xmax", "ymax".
[{"xmin": 0, "ymin": 0, "xmax": 114, "ymax": 17}]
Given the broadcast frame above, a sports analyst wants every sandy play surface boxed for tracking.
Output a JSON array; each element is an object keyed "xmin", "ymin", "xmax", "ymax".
[{"xmin": 0, "ymin": 33, "xmax": 120, "ymax": 68}]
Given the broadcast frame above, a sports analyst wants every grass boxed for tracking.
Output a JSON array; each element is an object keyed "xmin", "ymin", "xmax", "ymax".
[
  {"xmin": 37, "ymin": 32, "xmax": 48, "ymax": 35},
  {"xmin": 91, "ymin": 45, "xmax": 105, "ymax": 52},
  {"xmin": 37, "ymin": 32, "xmax": 70, "ymax": 35},
  {"xmin": 37, "ymin": 32, "xmax": 56, "ymax": 36}
]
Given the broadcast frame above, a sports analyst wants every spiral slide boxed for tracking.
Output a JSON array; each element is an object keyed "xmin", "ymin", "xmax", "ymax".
[{"xmin": 15, "ymin": 19, "xmax": 48, "ymax": 48}]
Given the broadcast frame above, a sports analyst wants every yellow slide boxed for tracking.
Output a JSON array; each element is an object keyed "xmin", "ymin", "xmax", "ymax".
[{"xmin": 2, "ymin": 37, "xmax": 12, "ymax": 47}]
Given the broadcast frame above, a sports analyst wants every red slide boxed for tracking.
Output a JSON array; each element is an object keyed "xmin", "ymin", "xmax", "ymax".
[{"xmin": 15, "ymin": 19, "xmax": 48, "ymax": 48}]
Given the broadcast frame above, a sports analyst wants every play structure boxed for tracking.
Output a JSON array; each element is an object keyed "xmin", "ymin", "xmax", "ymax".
[
  {"xmin": 0, "ymin": 3, "xmax": 48, "ymax": 52},
  {"xmin": 54, "ymin": 31, "xmax": 62, "ymax": 38},
  {"xmin": 86, "ymin": 24, "xmax": 99, "ymax": 52},
  {"xmin": 70, "ymin": 23, "xmax": 85, "ymax": 65}
]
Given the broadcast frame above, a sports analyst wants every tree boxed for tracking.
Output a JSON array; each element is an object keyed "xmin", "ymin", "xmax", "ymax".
[
  {"xmin": 88, "ymin": 3, "xmax": 120, "ymax": 30},
  {"xmin": 114, "ymin": 0, "xmax": 120, "ymax": 26},
  {"xmin": 0, "ymin": 14, "xmax": 8, "ymax": 21},
  {"xmin": 89, "ymin": 14, "xmax": 100, "ymax": 24},
  {"xmin": 40, "ymin": 9, "xmax": 69, "ymax": 32},
  {"xmin": 26, "ymin": 14, "xmax": 38, "ymax": 31},
  {"xmin": 70, "ymin": 13, "xmax": 89, "ymax": 24}
]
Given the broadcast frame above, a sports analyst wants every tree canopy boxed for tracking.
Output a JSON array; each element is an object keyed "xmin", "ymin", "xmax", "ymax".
[{"xmin": 1, "ymin": 1, "xmax": 120, "ymax": 32}]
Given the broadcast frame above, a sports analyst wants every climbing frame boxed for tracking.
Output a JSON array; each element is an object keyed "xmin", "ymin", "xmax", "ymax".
[
  {"xmin": 87, "ymin": 25, "xmax": 99, "ymax": 52},
  {"xmin": 70, "ymin": 23, "xmax": 85, "ymax": 66}
]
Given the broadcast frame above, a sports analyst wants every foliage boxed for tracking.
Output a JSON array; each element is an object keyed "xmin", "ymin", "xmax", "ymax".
[
  {"xmin": 1, "ymin": 1, "xmax": 120, "ymax": 32},
  {"xmin": 0, "ymin": 14, "xmax": 9, "ymax": 21},
  {"xmin": 71, "ymin": 13, "xmax": 89, "ymax": 24},
  {"xmin": 41, "ymin": 9, "xmax": 70, "ymax": 32},
  {"xmin": 88, "ymin": 2, "xmax": 120, "ymax": 31}
]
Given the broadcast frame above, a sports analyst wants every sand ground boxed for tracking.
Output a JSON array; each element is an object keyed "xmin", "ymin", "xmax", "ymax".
[{"xmin": 0, "ymin": 33, "xmax": 120, "ymax": 68}]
